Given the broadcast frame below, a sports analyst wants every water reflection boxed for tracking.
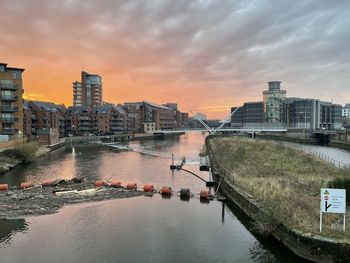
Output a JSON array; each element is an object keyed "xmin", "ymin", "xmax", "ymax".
[
  {"xmin": 0, "ymin": 218, "xmax": 28, "ymax": 247},
  {"xmin": 0, "ymin": 133, "xmax": 309, "ymax": 262}
]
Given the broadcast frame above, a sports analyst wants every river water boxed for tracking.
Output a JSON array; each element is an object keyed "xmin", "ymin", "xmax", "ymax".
[{"xmin": 0, "ymin": 133, "xmax": 330, "ymax": 263}]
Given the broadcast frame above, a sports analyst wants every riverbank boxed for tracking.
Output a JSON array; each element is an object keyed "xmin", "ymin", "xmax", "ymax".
[
  {"xmin": 206, "ymin": 136, "xmax": 350, "ymax": 262},
  {"xmin": 0, "ymin": 143, "xmax": 49, "ymax": 174},
  {"xmin": 0, "ymin": 180, "xmax": 145, "ymax": 218},
  {"xmin": 258, "ymin": 133, "xmax": 350, "ymax": 152},
  {"xmin": 0, "ymin": 132, "xmax": 185, "ymax": 176}
]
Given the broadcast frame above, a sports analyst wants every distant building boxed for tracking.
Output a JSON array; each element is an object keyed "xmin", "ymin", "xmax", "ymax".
[
  {"xmin": 231, "ymin": 102, "xmax": 264, "ymax": 128},
  {"xmin": 73, "ymin": 81, "xmax": 82, "ymax": 106},
  {"xmin": 231, "ymin": 81, "xmax": 342, "ymax": 130},
  {"xmin": 194, "ymin": 112, "xmax": 207, "ymax": 121},
  {"xmin": 122, "ymin": 103, "xmax": 143, "ymax": 133},
  {"xmin": 263, "ymin": 81, "xmax": 286, "ymax": 123},
  {"xmin": 26, "ymin": 101, "xmax": 66, "ymax": 138},
  {"xmin": 181, "ymin": 112, "xmax": 189, "ymax": 127},
  {"xmin": 73, "ymin": 71, "xmax": 102, "ymax": 108},
  {"xmin": 163, "ymin": 103, "xmax": 177, "ymax": 111},
  {"xmin": 23, "ymin": 101, "xmax": 32, "ymax": 139},
  {"xmin": 286, "ymin": 98, "xmax": 342, "ymax": 130},
  {"xmin": 91, "ymin": 105, "xmax": 127, "ymax": 135},
  {"xmin": 124, "ymin": 101, "xmax": 176, "ymax": 132},
  {"xmin": 65, "ymin": 105, "xmax": 127, "ymax": 136},
  {"xmin": 343, "ymin": 104, "xmax": 350, "ymax": 118},
  {"xmin": 0, "ymin": 63, "xmax": 24, "ymax": 136},
  {"xmin": 65, "ymin": 106, "xmax": 91, "ymax": 136}
]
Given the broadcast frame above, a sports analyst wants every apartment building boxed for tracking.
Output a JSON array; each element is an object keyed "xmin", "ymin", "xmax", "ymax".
[
  {"xmin": 122, "ymin": 103, "xmax": 143, "ymax": 133},
  {"xmin": 0, "ymin": 63, "xmax": 24, "ymax": 136},
  {"xmin": 23, "ymin": 100, "xmax": 66, "ymax": 139},
  {"xmin": 124, "ymin": 101, "xmax": 176, "ymax": 131},
  {"xmin": 65, "ymin": 106, "xmax": 91, "ymax": 136},
  {"xmin": 73, "ymin": 71, "xmax": 102, "ymax": 107},
  {"xmin": 91, "ymin": 105, "xmax": 127, "ymax": 135},
  {"xmin": 66, "ymin": 105, "xmax": 127, "ymax": 136}
]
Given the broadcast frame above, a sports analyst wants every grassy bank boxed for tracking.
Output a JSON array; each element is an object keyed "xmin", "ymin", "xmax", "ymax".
[
  {"xmin": 209, "ymin": 137, "xmax": 350, "ymax": 240},
  {"xmin": 0, "ymin": 143, "xmax": 49, "ymax": 174}
]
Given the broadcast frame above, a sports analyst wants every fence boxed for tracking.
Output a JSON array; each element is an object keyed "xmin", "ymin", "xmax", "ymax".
[{"xmin": 303, "ymin": 148, "xmax": 350, "ymax": 170}]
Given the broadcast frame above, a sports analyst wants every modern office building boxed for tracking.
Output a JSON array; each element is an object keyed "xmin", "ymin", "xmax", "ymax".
[
  {"xmin": 286, "ymin": 98, "xmax": 342, "ymax": 130},
  {"xmin": 263, "ymin": 81, "xmax": 286, "ymax": 123},
  {"xmin": 0, "ymin": 63, "xmax": 24, "ymax": 136},
  {"xmin": 231, "ymin": 102, "xmax": 264, "ymax": 128},
  {"xmin": 73, "ymin": 71, "xmax": 102, "ymax": 108},
  {"xmin": 343, "ymin": 104, "xmax": 350, "ymax": 118},
  {"xmin": 231, "ymin": 81, "xmax": 342, "ymax": 130}
]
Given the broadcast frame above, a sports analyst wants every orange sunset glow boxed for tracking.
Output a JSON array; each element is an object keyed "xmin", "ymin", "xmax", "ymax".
[{"xmin": 1, "ymin": 0, "xmax": 350, "ymax": 119}]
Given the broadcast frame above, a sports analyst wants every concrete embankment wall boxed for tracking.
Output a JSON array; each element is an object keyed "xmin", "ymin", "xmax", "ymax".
[
  {"xmin": 206, "ymin": 136, "xmax": 350, "ymax": 263},
  {"xmin": 329, "ymin": 140, "xmax": 350, "ymax": 151},
  {"xmin": 257, "ymin": 134, "xmax": 319, "ymax": 144}
]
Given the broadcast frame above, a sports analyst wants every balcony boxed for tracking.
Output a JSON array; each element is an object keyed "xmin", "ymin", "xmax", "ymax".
[
  {"xmin": 1, "ymin": 106, "xmax": 18, "ymax": 112},
  {"xmin": 2, "ymin": 117, "xmax": 18, "ymax": 123},
  {"xmin": 1, "ymin": 94, "xmax": 18, "ymax": 101},
  {"xmin": 0, "ymin": 83, "xmax": 18, "ymax": 90},
  {"xmin": 1, "ymin": 128, "xmax": 18, "ymax": 135}
]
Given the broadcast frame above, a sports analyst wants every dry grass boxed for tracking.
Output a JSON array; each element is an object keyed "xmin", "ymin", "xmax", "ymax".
[{"xmin": 210, "ymin": 137, "xmax": 350, "ymax": 240}]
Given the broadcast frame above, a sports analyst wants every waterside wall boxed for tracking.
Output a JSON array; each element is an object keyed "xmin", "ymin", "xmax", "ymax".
[{"xmin": 206, "ymin": 136, "xmax": 350, "ymax": 263}]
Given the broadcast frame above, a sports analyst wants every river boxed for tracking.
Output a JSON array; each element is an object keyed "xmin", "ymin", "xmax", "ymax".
[{"xmin": 0, "ymin": 133, "xmax": 330, "ymax": 263}]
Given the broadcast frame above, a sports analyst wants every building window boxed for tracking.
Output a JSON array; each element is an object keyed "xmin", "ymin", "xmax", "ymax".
[{"xmin": 12, "ymin": 72, "xmax": 22, "ymax": 80}]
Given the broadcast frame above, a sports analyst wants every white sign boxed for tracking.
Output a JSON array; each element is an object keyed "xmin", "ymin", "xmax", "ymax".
[{"xmin": 320, "ymin": 188, "xmax": 346, "ymax": 214}]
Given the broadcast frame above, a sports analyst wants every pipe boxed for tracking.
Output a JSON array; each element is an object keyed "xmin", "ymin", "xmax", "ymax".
[{"xmin": 180, "ymin": 168, "xmax": 207, "ymax": 183}]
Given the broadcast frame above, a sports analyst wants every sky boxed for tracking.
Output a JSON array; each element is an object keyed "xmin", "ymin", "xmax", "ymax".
[{"xmin": 1, "ymin": 0, "xmax": 350, "ymax": 119}]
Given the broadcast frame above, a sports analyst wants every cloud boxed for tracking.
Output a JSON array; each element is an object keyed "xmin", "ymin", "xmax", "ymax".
[{"xmin": 1, "ymin": 0, "xmax": 350, "ymax": 118}]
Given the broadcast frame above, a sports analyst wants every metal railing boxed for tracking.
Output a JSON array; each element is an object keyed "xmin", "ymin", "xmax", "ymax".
[
  {"xmin": 303, "ymin": 148, "xmax": 350, "ymax": 170},
  {"xmin": 0, "ymin": 83, "xmax": 18, "ymax": 90},
  {"xmin": 1, "ymin": 106, "xmax": 18, "ymax": 112},
  {"xmin": 1, "ymin": 128, "xmax": 18, "ymax": 134},
  {"xmin": 1, "ymin": 95, "xmax": 18, "ymax": 100},
  {"xmin": 1, "ymin": 117, "xmax": 18, "ymax": 123}
]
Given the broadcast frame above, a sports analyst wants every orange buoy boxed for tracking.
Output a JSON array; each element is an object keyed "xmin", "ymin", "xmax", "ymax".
[
  {"xmin": 95, "ymin": 180, "xmax": 105, "ymax": 187},
  {"xmin": 0, "ymin": 184, "xmax": 9, "ymax": 191},
  {"xmin": 20, "ymin": 182, "xmax": 32, "ymax": 189},
  {"xmin": 143, "ymin": 184, "xmax": 154, "ymax": 192},
  {"xmin": 161, "ymin": 186, "xmax": 172, "ymax": 195},
  {"xmin": 200, "ymin": 189, "xmax": 210, "ymax": 200},
  {"xmin": 110, "ymin": 181, "xmax": 122, "ymax": 188},
  {"xmin": 127, "ymin": 183, "xmax": 137, "ymax": 190}
]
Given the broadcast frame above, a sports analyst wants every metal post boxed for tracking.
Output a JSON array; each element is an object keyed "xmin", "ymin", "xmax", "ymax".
[
  {"xmin": 344, "ymin": 213, "xmax": 346, "ymax": 232},
  {"xmin": 172, "ymin": 153, "xmax": 174, "ymax": 166},
  {"xmin": 320, "ymin": 190, "xmax": 323, "ymax": 232}
]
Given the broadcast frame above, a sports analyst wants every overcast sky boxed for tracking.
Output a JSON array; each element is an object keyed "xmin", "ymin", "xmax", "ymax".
[{"xmin": 1, "ymin": 0, "xmax": 349, "ymax": 118}]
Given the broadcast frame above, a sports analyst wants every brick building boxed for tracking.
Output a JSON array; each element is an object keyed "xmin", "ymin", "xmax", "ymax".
[
  {"xmin": 0, "ymin": 63, "xmax": 24, "ymax": 137},
  {"xmin": 91, "ymin": 105, "xmax": 127, "ymax": 135},
  {"xmin": 27, "ymin": 101, "xmax": 66, "ymax": 137},
  {"xmin": 124, "ymin": 101, "xmax": 176, "ymax": 132}
]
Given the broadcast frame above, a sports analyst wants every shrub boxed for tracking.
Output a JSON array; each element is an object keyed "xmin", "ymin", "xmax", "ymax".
[
  {"xmin": 2, "ymin": 142, "xmax": 39, "ymax": 163},
  {"xmin": 328, "ymin": 178, "xmax": 350, "ymax": 203}
]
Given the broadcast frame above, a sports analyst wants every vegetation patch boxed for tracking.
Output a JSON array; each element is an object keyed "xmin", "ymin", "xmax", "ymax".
[
  {"xmin": 209, "ymin": 137, "xmax": 350, "ymax": 240},
  {"xmin": 0, "ymin": 143, "xmax": 49, "ymax": 173}
]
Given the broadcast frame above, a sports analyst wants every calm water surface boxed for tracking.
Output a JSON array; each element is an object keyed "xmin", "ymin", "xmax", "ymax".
[{"xmin": 0, "ymin": 133, "xmax": 308, "ymax": 263}]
